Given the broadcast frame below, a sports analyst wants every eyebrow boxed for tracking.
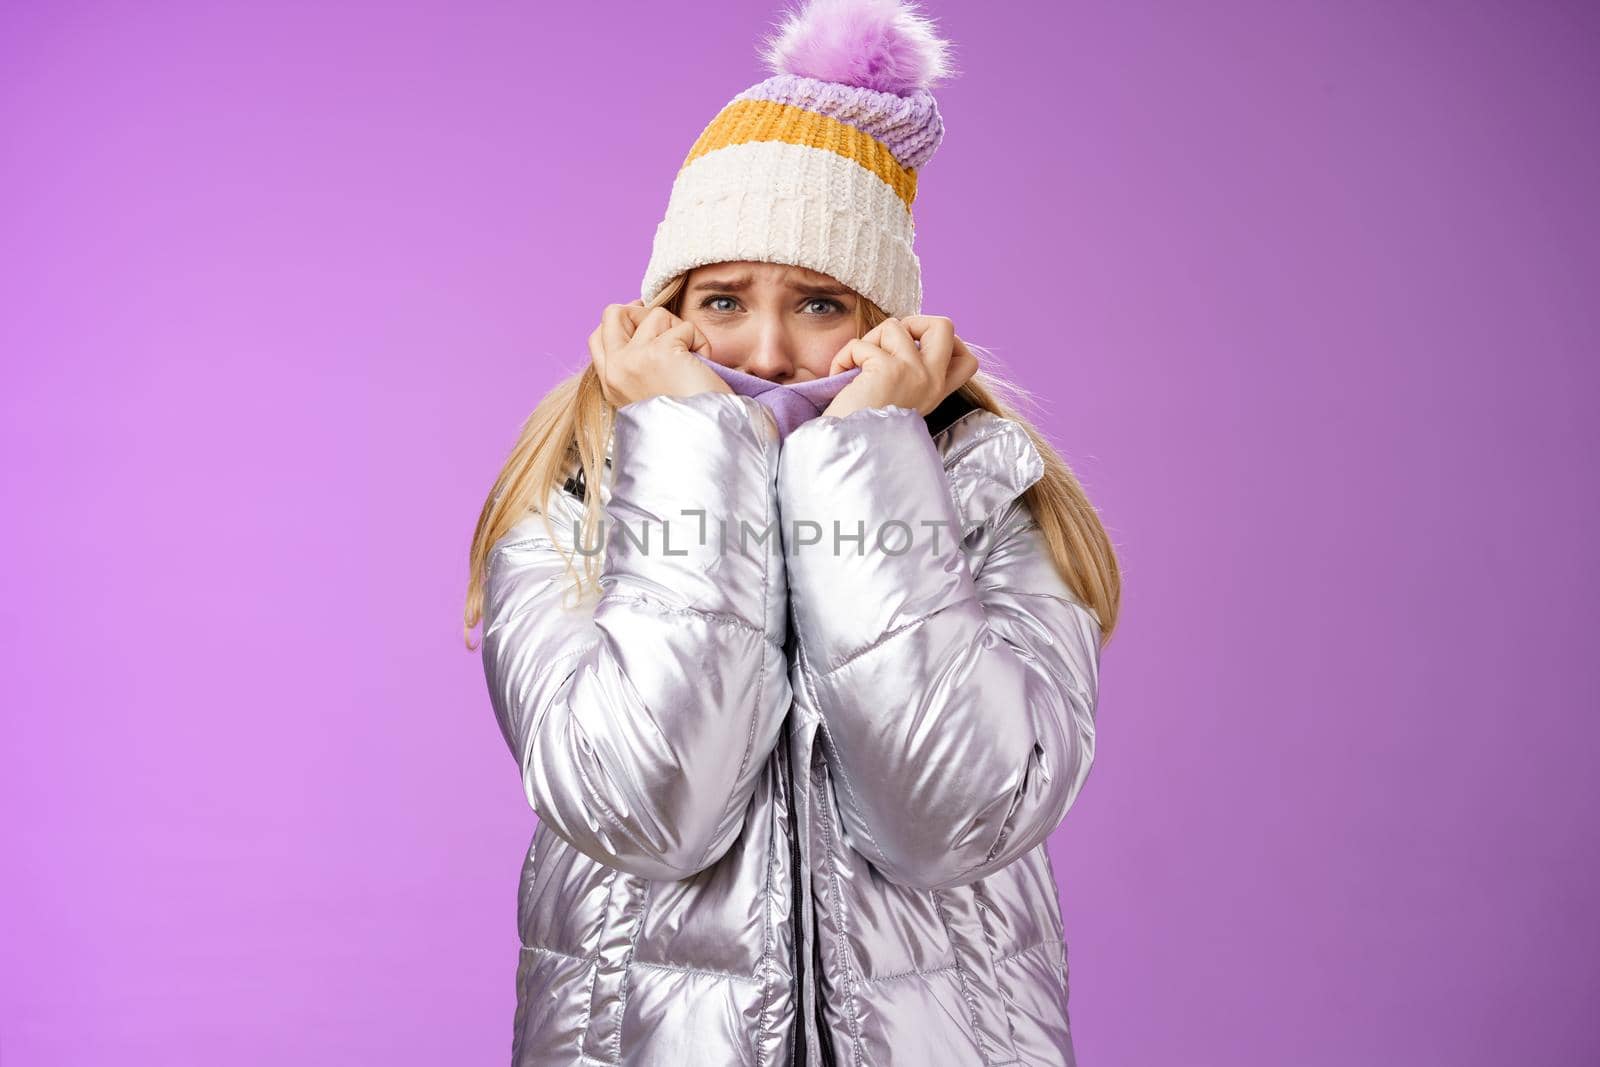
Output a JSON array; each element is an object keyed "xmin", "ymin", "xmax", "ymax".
[{"xmin": 687, "ymin": 274, "xmax": 855, "ymax": 298}]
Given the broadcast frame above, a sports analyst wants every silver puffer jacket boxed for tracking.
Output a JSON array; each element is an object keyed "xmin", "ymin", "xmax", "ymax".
[{"xmin": 480, "ymin": 389, "xmax": 1102, "ymax": 1066}]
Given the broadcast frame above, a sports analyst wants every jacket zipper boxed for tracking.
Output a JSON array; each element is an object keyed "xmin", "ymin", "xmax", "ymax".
[
  {"xmin": 789, "ymin": 781, "xmax": 807, "ymax": 1067},
  {"xmin": 788, "ymin": 725, "xmax": 838, "ymax": 1066},
  {"xmin": 801, "ymin": 743, "xmax": 840, "ymax": 1067}
]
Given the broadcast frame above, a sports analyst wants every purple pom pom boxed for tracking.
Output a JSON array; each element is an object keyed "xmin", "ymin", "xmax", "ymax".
[{"xmin": 758, "ymin": 0, "xmax": 955, "ymax": 97}]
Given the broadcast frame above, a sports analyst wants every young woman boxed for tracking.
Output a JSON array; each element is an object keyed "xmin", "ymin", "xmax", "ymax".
[{"xmin": 462, "ymin": 2, "xmax": 1120, "ymax": 1064}]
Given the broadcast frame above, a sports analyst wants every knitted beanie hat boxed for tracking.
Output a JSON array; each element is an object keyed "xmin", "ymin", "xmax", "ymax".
[{"xmin": 639, "ymin": 0, "xmax": 956, "ymax": 321}]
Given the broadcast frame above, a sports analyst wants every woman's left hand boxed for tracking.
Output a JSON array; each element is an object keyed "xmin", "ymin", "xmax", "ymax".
[{"xmin": 821, "ymin": 315, "xmax": 980, "ymax": 419}]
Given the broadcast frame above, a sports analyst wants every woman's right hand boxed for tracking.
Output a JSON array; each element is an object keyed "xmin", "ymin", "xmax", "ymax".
[{"xmin": 588, "ymin": 300, "xmax": 732, "ymax": 408}]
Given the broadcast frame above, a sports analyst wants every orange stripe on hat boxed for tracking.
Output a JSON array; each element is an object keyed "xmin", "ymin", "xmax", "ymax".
[{"xmin": 681, "ymin": 97, "xmax": 919, "ymax": 210}]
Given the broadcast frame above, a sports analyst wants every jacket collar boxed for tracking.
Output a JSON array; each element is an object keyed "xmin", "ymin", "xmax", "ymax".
[
  {"xmin": 930, "ymin": 405, "xmax": 1046, "ymax": 538},
  {"xmin": 564, "ymin": 397, "xmax": 1044, "ymax": 538}
]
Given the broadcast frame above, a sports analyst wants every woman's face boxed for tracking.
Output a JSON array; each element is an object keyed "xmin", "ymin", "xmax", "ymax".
[{"xmin": 677, "ymin": 261, "xmax": 861, "ymax": 384}]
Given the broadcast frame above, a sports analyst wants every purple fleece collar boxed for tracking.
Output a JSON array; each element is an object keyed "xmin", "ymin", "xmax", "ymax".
[{"xmin": 695, "ymin": 355, "xmax": 862, "ymax": 441}]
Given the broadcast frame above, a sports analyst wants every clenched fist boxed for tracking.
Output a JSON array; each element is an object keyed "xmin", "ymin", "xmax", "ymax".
[
  {"xmin": 822, "ymin": 315, "xmax": 979, "ymax": 419},
  {"xmin": 587, "ymin": 300, "xmax": 732, "ymax": 408}
]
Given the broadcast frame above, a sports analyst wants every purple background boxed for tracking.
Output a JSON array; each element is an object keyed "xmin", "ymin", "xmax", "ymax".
[{"xmin": 3, "ymin": 2, "xmax": 1596, "ymax": 1064}]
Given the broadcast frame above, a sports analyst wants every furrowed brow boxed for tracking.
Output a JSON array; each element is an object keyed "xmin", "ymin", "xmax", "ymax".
[
  {"xmin": 786, "ymin": 281, "xmax": 854, "ymax": 297},
  {"xmin": 688, "ymin": 275, "xmax": 753, "ymax": 293},
  {"xmin": 687, "ymin": 275, "xmax": 853, "ymax": 298}
]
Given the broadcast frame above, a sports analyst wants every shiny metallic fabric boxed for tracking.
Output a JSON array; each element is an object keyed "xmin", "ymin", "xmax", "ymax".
[{"xmin": 480, "ymin": 390, "xmax": 1102, "ymax": 1065}]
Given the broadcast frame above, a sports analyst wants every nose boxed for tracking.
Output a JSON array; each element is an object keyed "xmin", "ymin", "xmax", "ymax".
[{"xmin": 738, "ymin": 314, "xmax": 800, "ymax": 384}]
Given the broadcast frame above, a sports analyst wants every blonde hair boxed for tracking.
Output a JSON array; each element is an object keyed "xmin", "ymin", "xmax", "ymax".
[{"xmin": 463, "ymin": 273, "xmax": 1123, "ymax": 651}]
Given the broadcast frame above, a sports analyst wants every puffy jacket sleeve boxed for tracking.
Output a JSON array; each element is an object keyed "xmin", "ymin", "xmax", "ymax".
[
  {"xmin": 480, "ymin": 390, "xmax": 791, "ymax": 882},
  {"xmin": 777, "ymin": 404, "xmax": 1102, "ymax": 891}
]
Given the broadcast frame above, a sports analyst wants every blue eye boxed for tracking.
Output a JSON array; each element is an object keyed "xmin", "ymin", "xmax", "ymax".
[{"xmin": 698, "ymin": 295, "xmax": 846, "ymax": 315}]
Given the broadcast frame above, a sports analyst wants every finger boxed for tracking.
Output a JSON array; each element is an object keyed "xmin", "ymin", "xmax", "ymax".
[
  {"xmin": 874, "ymin": 317, "xmax": 926, "ymax": 367},
  {"xmin": 896, "ymin": 314, "xmax": 949, "ymax": 337},
  {"xmin": 898, "ymin": 316, "xmax": 967, "ymax": 384},
  {"xmin": 629, "ymin": 305, "xmax": 681, "ymax": 343},
  {"xmin": 601, "ymin": 304, "xmax": 633, "ymax": 354},
  {"xmin": 622, "ymin": 301, "xmax": 653, "ymax": 331},
  {"xmin": 828, "ymin": 342, "xmax": 857, "ymax": 377},
  {"xmin": 616, "ymin": 306, "xmax": 652, "ymax": 345},
  {"xmin": 934, "ymin": 330, "xmax": 976, "ymax": 396},
  {"xmin": 944, "ymin": 348, "xmax": 979, "ymax": 394},
  {"xmin": 827, "ymin": 341, "xmax": 858, "ymax": 377},
  {"xmin": 907, "ymin": 316, "xmax": 955, "ymax": 372},
  {"xmin": 587, "ymin": 338, "xmax": 613, "ymax": 405},
  {"xmin": 898, "ymin": 316, "xmax": 962, "ymax": 355},
  {"xmin": 830, "ymin": 338, "xmax": 887, "ymax": 377},
  {"xmin": 949, "ymin": 330, "xmax": 977, "ymax": 368},
  {"xmin": 898, "ymin": 315, "xmax": 954, "ymax": 350},
  {"xmin": 894, "ymin": 316, "xmax": 974, "ymax": 399},
  {"xmin": 661, "ymin": 319, "xmax": 711, "ymax": 355},
  {"xmin": 589, "ymin": 325, "xmax": 612, "ymax": 403},
  {"xmin": 676, "ymin": 318, "xmax": 711, "ymax": 355}
]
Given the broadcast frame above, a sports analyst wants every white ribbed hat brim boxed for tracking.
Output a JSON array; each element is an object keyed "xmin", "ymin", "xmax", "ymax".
[{"xmin": 641, "ymin": 140, "xmax": 922, "ymax": 320}]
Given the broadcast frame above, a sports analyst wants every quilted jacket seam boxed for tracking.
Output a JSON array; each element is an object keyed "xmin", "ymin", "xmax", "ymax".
[
  {"xmin": 604, "ymin": 590, "xmax": 775, "ymax": 647},
  {"xmin": 519, "ymin": 943, "xmax": 589, "ymax": 962},
  {"xmin": 799, "ymin": 652, "xmax": 892, "ymax": 873},
  {"xmin": 815, "ymin": 598, "xmax": 974, "ymax": 681},
  {"xmin": 814, "ymin": 761, "xmax": 868, "ymax": 1067},
  {"xmin": 521, "ymin": 946, "xmax": 767, "ymax": 987},
  {"xmin": 754, "ymin": 811, "xmax": 777, "ymax": 1065},
  {"xmin": 855, "ymin": 937, "xmax": 1054, "ymax": 986},
  {"xmin": 487, "ymin": 579, "xmax": 778, "ymax": 653},
  {"xmin": 610, "ymin": 879, "xmax": 653, "ymax": 1064},
  {"xmin": 930, "ymin": 891, "xmax": 999, "ymax": 1066},
  {"xmin": 575, "ymin": 867, "xmax": 618, "ymax": 1058},
  {"xmin": 632, "ymin": 958, "xmax": 764, "ymax": 984}
]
